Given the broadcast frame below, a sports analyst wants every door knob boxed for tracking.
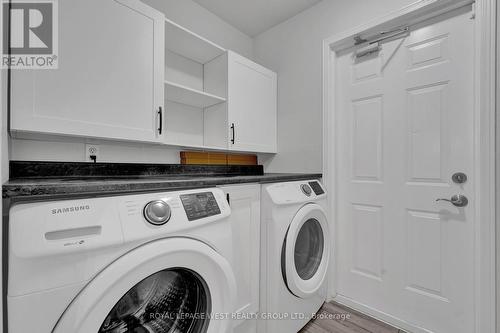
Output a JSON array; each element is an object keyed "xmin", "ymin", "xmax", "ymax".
[{"xmin": 436, "ymin": 194, "xmax": 468, "ymax": 207}]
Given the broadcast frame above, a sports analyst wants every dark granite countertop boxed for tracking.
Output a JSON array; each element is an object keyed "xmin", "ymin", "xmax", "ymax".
[
  {"xmin": 3, "ymin": 173, "xmax": 322, "ymax": 202},
  {"xmin": 3, "ymin": 161, "xmax": 322, "ymax": 202}
]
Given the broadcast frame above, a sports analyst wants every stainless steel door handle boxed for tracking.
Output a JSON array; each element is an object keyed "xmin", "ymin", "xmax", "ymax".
[{"xmin": 436, "ymin": 194, "xmax": 468, "ymax": 207}]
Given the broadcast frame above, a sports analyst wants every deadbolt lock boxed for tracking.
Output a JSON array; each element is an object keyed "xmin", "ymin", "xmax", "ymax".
[{"xmin": 452, "ymin": 172, "xmax": 467, "ymax": 184}]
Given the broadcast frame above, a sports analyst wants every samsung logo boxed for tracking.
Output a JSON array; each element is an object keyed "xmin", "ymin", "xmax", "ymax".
[{"xmin": 52, "ymin": 205, "xmax": 91, "ymax": 215}]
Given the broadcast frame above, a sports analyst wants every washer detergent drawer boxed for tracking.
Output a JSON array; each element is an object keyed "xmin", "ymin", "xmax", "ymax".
[{"xmin": 10, "ymin": 198, "xmax": 124, "ymax": 258}]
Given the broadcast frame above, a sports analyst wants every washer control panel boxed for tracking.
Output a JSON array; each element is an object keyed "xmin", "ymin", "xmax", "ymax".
[
  {"xmin": 143, "ymin": 200, "xmax": 172, "ymax": 225},
  {"xmin": 117, "ymin": 188, "xmax": 229, "ymax": 243},
  {"xmin": 180, "ymin": 192, "xmax": 221, "ymax": 221}
]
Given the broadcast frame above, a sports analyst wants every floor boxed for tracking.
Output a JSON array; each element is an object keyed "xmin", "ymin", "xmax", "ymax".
[{"xmin": 300, "ymin": 302, "xmax": 407, "ymax": 333}]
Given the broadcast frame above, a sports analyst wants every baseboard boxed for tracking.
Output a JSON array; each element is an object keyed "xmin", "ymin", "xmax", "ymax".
[{"xmin": 333, "ymin": 294, "xmax": 435, "ymax": 333}]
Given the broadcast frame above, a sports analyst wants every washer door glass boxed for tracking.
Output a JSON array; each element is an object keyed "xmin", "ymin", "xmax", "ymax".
[
  {"xmin": 99, "ymin": 268, "xmax": 211, "ymax": 333},
  {"xmin": 294, "ymin": 218, "xmax": 324, "ymax": 280}
]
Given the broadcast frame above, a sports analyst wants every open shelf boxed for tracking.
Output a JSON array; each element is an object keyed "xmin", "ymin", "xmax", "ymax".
[
  {"xmin": 165, "ymin": 80, "xmax": 226, "ymax": 108},
  {"xmin": 165, "ymin": 19, "xmax": 226, "ymax": 64}
]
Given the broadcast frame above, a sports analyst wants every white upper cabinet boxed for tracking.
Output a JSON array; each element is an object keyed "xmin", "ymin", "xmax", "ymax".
[
  {"xmin": 227, "ymin": 51, "xmax": 277, "ymax": 153},
  {"xmin": 10, "ymin": 3, "xmax": 278, "ymax": 153},
  {"xmin": 10, "ymin": 0, "xmax": 165, "ymax": 143}
]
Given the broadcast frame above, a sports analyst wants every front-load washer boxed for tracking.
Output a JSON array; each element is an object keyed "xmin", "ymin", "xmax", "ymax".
[
  {"xmin": 7, "ymin": 188, "xmax": 236, "ymax": 333},
  {"xmin": 260, "ymin": 180, "xmax": 330, "ymax": 333}
]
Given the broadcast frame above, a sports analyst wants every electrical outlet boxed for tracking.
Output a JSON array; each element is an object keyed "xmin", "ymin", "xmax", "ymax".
[{"xmin": 85, "ymin": 144, "xmax": 100, "ymax": 162}]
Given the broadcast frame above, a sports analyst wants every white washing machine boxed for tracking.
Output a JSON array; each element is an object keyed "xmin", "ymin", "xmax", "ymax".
[
  {"xmin": 260, "ymin": 180, "xmax": 330, "ymax": 333},
  {"xmin": 7, "ymin": 188, "xmax": 236, "ymax": 333}
]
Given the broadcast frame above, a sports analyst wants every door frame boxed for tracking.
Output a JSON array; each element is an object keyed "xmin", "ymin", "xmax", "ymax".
[{"xmin": 322, "ymin": 1, "xmax": 496, "ymax": 332}]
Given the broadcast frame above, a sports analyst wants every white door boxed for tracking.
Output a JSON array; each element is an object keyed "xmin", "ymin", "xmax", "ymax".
[
  {"xmin": 336, "ymin": 8, "xmax": 474, "ymax": 333},
  {"xmin": 220, "ymin": 184, "xmax": 260, "ymax": 333},
  {"xmin": 11, "ymin": 0, "xmax": 165, "ymax": 143},
  {"xmin": 227, "ymin": 51, "xmax": 277, "ymax": 153}
]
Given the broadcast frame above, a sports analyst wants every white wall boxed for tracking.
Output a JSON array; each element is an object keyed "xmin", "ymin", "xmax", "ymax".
[
  {"xmin": 254, "ymin": 0, "xmax": 415, "ymax": 173},
  {"xmin": 0, "ymin": 73, "xmax": 5, "ymax": 333},
  {"xmin": 497, "ymin": 3, "xmax": 499, "ymax": 332},
  {"xmin": 1, "ymin": 81, "xmax": 6, "ymax": 181},
  {"xmin": 141, "ymin": 0, "xmax": 253, "ymax": 59},
  {"xmin": 0, "ymin": 0, "xmax": 7, "ymax": 181},
  {"xmin": 10, "ymin": 139, "xmax": 182, "ymax": 164},
  {"xmin": 10, "ymin": 0, "xmax": 255, "ymax": 164},
  {"xmin": 0, "ymin": 0, "xmax": 5, "ymax": 327}
]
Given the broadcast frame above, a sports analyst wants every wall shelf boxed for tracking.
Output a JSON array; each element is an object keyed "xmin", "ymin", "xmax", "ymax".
[
  {"xmin": 165, "ymin": 18, "xmax": 226, "ymax": 64},
  {"xmin": 165, "ymin": 80, "xmax": 226, "ymax": 108}
]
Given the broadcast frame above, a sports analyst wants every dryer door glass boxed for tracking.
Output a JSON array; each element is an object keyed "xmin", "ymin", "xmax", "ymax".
[
  {"xmin": 294, "ymin": 218, "xmax": 324, "ymax": 280},
  {"xmin": 98, "ymin": 268, "xmax": 211, "ymax": 333}
]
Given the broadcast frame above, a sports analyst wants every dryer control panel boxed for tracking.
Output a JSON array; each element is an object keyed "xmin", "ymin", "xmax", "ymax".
[
  {"xmin": 265, "ymin": 179, "xmax": 327, "ymax": 205},
  {"xmin": 308, "ymin": 181, "xmax": 325, "ymax": 195}
]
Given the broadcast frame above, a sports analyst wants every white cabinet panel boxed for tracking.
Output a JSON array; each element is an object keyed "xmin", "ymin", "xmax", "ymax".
[
  {"xmin": 227, "ymin": 51, "xmax": 277, "ymax": 153},
  {"xmin": 11, "ymin": 0, "xmax": 164, "ymax": 143},
  {"xmin": 219, "ymin": 184, "xmax": 260, "ymax": 333}
]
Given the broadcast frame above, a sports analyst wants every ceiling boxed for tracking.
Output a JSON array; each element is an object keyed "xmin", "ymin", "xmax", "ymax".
[{"xmin": 192, "ymin": 0, "xmax": 322, "ymax": 37}]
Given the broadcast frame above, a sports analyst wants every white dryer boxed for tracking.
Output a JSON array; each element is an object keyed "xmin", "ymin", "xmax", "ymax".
[
  {"xmin": 7, "ymin": 188, "xmax": 236, "ymax": 333},
  {"xmin": 260, "ymin": 180, "xmax": 330, "ymax": 333}
]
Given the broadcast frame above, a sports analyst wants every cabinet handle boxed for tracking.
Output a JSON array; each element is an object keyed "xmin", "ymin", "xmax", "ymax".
[
  {"xmin": 226, "ymin": 193, "xmax": 230, "ymax": 206},
  {"xmin": 230, "ymin": 123, "xmax": 235, "ymax": 144},
  {"xmin": 157, "ymin": 107, "xmax": 163, "ymax": 135}
]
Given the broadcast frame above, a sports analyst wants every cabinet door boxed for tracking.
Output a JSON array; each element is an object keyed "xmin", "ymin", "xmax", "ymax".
[
  {"xmin": 11, "ymin": 0, "xmax": 165, "ymax": 143},
  {"xmin": 219, "ymin": 184, "xmax": 260, "ymax": 332},
  {"xmin": 228, "ymin": 51, "xmax": 277, "ymax": 153}
]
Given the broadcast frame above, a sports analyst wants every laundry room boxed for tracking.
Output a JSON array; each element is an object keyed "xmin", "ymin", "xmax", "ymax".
[{"xmin": 0, "ymin": 0, "xmax": 498, "ymax": 333}]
